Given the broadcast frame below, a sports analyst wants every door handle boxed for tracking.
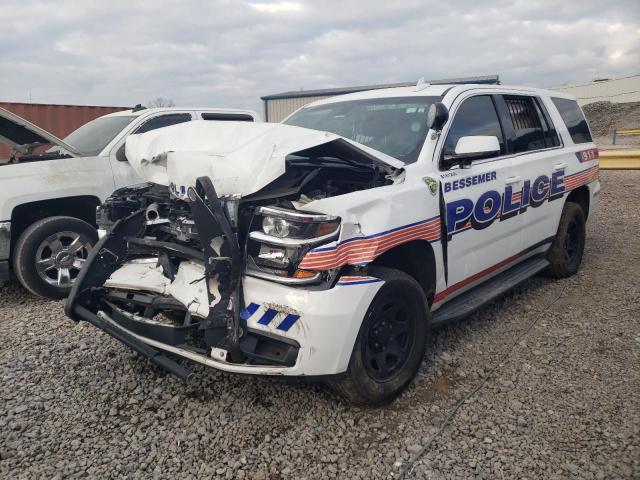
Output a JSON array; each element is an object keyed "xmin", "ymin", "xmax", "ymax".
[
  {"xmin": 553, "ymin": 162, "xmax": 567, "ymax": 170},
  {"xmin": 505, "ymin": 175, "xmax": 522, "ymax": 185}
]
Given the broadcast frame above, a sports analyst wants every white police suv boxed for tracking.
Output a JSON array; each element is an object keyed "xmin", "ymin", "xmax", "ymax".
[{"xmin": 66, "ymin": 80, "xmax": 598, "ymax": 405}]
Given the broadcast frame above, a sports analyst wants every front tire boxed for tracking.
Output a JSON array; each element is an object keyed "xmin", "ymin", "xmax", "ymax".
[
  {"xmin": 544, "ymin": 201, "xmax": 586, "ymax": 278},
  {"xmin": 329, "ymin": 267, "xmax": 429, "ymax": 406},
  {"xmin": 13, "ymin": 216, "xmax": 98, "ymax": 299}
]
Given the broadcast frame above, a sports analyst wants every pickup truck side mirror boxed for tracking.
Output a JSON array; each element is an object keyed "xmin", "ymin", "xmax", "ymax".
[
  {"xmin": 115, "ymin": 144, "xmax": 128, "ymax": 162},
  {"xmin": 426, "ymin": 102, "xmax": 449, "ymax": 131}
]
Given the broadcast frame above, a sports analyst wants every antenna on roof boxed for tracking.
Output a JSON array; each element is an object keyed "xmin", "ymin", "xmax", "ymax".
[
  {"xmin": 415, "ymin": 77, "xmax": 431, "ymax": 91},
  {"xmin": 132, "ymin": 104, "xmax": 147, "ymax": 112}
]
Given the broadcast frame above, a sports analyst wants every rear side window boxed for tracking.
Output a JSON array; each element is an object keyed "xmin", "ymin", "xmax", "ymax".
[
  {"xmin": 443, "ymin": 95, "xmax": 505, "ymax": 160},
  {"xmin": 551, "ymin": 98, "xmax": 593, "ymax": 144},
  {"xmin": 135, "ymin": 113, "xmax": 192, "ymax": 134},
  {"xmin": 201, "ymin": 113, "xmax": 254, "ymax": 122},
  {"xmin": 503, "ymin": 96, "xmax": 547, "ymax": 153}
]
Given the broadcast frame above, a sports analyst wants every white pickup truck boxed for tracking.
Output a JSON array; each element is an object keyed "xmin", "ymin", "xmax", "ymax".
[
  {"xmin": 65, "ymin": 82, "xmax": 599, "ymax": 405},
  {"xmin": 0, "ymin": 106, "xmax": 258, "ymax": 298}
]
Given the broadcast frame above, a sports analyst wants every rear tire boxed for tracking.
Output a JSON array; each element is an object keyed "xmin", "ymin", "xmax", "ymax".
[
  {"xmin": 328, "ymin": 266, "xmax": 429, "ymax": 406},
  {"xmin": 543, "ymin": 202, "xmax": 586, "ymax": 278},
  {"xmin": 13, "ymin": 216, "xmax": 97, "ymax": 299}
]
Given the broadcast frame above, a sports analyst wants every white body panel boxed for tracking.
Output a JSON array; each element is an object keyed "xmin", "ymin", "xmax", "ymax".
[{"xmin": 124, "ymin": 121, "xmax": 403, "ymax": 197}]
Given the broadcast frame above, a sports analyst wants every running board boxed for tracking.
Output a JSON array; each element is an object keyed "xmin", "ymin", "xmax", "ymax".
[{"xmin": 431, "ymin": 255, "xmax": 550, "ymax": 326}]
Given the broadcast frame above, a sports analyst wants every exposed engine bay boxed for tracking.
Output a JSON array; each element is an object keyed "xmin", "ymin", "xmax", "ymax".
[{"xmin": 67, "ymin": 136, "xmax": 399, "ymax": 378}]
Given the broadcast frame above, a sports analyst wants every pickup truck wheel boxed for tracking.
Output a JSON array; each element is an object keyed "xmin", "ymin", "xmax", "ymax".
[
  {"xmin": 328, "ymin": 266, "xmax": 429, "ymax": 406},
  {"xmin": 543, "ymin": 201, "xmax": 586, "ymax": 278},
  {"xmin": 13, "ymin": 216, "xmax": 98, "ymax": 299}
]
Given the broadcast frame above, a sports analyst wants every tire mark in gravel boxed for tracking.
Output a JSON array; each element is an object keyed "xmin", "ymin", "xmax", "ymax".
[{"xmin": 398, "ymin": 283, "xmax": 567, "ymax": 479}]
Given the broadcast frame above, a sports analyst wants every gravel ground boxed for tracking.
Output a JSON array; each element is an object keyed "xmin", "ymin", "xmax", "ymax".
[{"xmin": 2, "ymin": 171, "xmax": 639, "ymax": 479}]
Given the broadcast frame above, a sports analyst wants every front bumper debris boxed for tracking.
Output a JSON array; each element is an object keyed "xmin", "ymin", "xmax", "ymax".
[
  {"xmin": 66, "ymin": 176, "xmax": 389, "ymax": 379},
  {"xmin": 66, "ymin": 177, "xmax": 301, "ymax": 379},
  {"xmin": 75, "ymin": 304, "xmax": 194, "ymax": 380}
]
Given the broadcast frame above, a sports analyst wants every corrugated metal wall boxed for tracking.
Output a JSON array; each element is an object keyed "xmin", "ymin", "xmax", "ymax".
[
  {"xmin": 0, "ymin": 102, "xmax": 128, "ymax": 159},
  {"xmin": 266, "ymin": 95, "xmax": 334, "ymax": 122},
  {"xmin": 550, "ymin": 75, "xmax": 640, "ymax": 106}
]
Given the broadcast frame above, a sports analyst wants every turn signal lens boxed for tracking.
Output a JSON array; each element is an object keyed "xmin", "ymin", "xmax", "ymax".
[{"xmin": 292, "ymin": 269, "xmax": 317, "ymax": 279}]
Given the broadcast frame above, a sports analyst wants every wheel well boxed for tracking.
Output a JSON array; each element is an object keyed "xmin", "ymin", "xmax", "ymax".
[
  {"xmin": 10, "ymin": 196, "xmax": 100, "ymax": 250},
  {"xmin": 567, "ymin": 186, "xmax": 590, "ymax": 220},
  {"xmin": 369, "ymin": 240, "xmax": 436, "ymax": 305}
]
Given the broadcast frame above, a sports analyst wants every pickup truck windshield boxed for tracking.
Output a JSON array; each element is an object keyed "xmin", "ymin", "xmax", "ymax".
[
  {"xmin": 284, "ymin": 96, "xmax": 440, "ymax": 163},
  {"xmin": 63, "ymin": 115, "xmax": 137, "ymax": 156}
]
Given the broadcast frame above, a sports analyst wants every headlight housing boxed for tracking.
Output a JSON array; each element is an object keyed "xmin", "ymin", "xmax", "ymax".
[{"xmin": 246, "ymin": 206, "xmax": 340, "ymax": 285}]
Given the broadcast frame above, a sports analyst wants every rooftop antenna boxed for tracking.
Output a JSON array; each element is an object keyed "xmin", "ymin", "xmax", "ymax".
[{"xmin": 415, "ymin": 77, "xmax": 431, "ymax": 91}]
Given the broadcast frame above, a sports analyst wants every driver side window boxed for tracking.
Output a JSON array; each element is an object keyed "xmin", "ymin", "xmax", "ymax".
[{"xmin": 442, "ymin": 95, "xmax": 505, "ymax": 161}]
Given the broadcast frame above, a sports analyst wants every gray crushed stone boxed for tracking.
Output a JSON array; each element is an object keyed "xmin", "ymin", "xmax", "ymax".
[{"xmin": 1, "ymin": 171, "xmax": 639, "ymax": 479}]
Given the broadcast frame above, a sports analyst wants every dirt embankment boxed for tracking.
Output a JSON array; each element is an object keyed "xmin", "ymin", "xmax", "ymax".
[{"xmin": 583, "ymin": 101, "xmax": 640, "ymax": 137}]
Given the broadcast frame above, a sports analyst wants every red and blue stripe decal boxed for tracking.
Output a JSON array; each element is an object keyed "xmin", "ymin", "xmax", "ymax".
[
  {"xmin": 565, "ymin": 165, "xmax": 599, "ymax": 191},
  {"xmin": 299, "ymin": 216, "xmax": 441, "ymax": 271},
  {"xmin": 240, "ymin": 302, "xmax": 300, "ymax": 332}
]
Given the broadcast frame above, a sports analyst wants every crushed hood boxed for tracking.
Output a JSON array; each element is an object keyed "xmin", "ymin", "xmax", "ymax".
[
  {"xmin": 0, "ymin": 107, "xmax": 80, "ymax": 156},
  {"xmin": 124, "ymin": 121, "xmax": 403, "ymax": 197}
]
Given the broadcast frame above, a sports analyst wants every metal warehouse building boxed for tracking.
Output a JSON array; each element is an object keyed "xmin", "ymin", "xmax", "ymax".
[
  {"xmin": 261, "ymin": 75, "xmax": 500, "ymax": 122},
  {"xmin": 261, "ymin": 81, "xmax": 415, "ymax": 122},
  {"xmin": 549, "ymin": 74, "xmax": 640, "ymax": 106}
]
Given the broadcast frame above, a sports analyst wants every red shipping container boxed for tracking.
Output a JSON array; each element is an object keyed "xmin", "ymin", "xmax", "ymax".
[{"xmin": 0, "ymin": 102, "xmax": 129, "ymax": 159}]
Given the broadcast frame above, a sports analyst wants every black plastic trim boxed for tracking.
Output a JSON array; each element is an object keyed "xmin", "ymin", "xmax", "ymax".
[
  {"xmin": 72, "ymin": 305, "xmax": 193, "ymax": 381},
  {"xmin": 0, "ymin": 260, "xmax": 9, "ymax": 281}
]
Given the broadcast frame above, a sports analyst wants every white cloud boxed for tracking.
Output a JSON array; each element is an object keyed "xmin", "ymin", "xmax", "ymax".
[
  {"xmin": 0, "ymin": 0, "xmax": 638, "ymax": 115},
  {"xmin": 249, "ymin": 1, "xmax": 302, "ymax": 14}
]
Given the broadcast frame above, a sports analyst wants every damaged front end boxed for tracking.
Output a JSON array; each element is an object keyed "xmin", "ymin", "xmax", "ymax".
[{"xmin": 67, "ymin": 133, "xmax": 398, "ymax": 379}]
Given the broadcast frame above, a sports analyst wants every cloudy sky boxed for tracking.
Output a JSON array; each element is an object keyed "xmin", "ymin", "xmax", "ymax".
[{"xmin": 1, "ymin": 0, "xmax": 638, "ymax": 116}]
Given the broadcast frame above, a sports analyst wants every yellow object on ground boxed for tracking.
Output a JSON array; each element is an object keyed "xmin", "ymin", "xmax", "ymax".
[{"xmin": 599, "ymin": 150, "xmax": 640, "ymax": 170}]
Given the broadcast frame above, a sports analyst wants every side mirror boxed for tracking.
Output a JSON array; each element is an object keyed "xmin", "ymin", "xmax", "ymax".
[
  {"xmin": 442, "ymin": 136, "xmax": 501, "ymax": 169},
  {"xmin": 115, "ymin": 144, "xmax": 128, "ymax": 162},
  {"xmin": 427, "ymin": 102, "xmax": 449, "ymax": 130},
  {"xmin": 454, "ymin": 135, "xmax": 500, "ymax": 156}
]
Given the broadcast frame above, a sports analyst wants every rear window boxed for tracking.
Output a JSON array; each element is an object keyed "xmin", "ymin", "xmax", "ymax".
[
  {"xmin": 551, "ymin": 98, "xmax": 593, "ymax": 144},
  {"xmin": 503, "ymin": 95, "xmax": 547, "ymax": 153}
]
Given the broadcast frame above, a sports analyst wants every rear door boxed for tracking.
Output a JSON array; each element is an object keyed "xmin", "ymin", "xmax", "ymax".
[
  {"xmin": 437, "ymin": 93, "xmax": 523, "ymax": 300},
  {"xmin": 493, "ymin": 94, "xmax": 566, "ymax": 250}
]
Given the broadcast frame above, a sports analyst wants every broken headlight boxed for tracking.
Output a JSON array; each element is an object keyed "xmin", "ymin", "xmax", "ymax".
[
  {"xmin": 260, "ymin": 207, "xmax": 340, "ymax": 240},
  {"xmin": 246, "ymin": 206, "xmax": 340, "ymax": 285}
]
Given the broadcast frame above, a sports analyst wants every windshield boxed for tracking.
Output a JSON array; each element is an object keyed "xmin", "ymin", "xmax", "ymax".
[
  {"xmin": 62, "ymin": 115, "xmax": 137, "ymax": 156},
  {"xmin": 284, "ymin": 96, "xmax": 440, "ymax": 163}
]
